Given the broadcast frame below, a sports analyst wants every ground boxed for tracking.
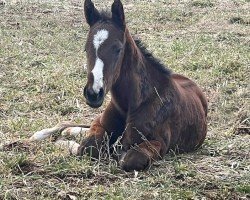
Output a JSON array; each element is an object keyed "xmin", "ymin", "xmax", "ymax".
[{"xmin": 0, "ymin": 0, "xmax": 249, "ymax": 199}]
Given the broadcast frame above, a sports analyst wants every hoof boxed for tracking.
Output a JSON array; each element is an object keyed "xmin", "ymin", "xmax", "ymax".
[{"xmin": 119, "ymin": 148, "xmax": 150, "ymax": 172}]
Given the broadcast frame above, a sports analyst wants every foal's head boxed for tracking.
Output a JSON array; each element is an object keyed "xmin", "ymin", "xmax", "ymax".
[{"xmin": 83, "ymin": 0, "xmax": 126, "ymax": 108}]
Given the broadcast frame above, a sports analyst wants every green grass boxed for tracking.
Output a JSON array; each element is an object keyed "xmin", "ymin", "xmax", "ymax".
[{"xmin": 0, "ymin": 0, "xmax": 249, "ymax": 199}]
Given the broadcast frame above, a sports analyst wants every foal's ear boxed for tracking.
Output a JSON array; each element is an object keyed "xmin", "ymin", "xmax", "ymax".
[
  {"xmin": 111, "ymin": 0, "xmax": 126, "ymax": 31},
  {"xmin": 84, "ymin": 0, "xmax": 101, "ymax": 26}
]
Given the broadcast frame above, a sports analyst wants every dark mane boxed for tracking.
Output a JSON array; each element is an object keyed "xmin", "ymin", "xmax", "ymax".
[{"xmin": 134, "ymin": 39, "xmax": 172, "ymax": 76}]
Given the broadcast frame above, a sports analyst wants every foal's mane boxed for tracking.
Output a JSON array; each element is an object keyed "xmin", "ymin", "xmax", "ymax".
[{"xmin": 134, "ymin": 39, "xmax": 172, "ymax": 76}]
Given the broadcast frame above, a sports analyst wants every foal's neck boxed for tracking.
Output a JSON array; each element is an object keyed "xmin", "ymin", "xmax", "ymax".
[{"xmin": 111, "ymin": 29, "xmax": 171, "ymax": 113}]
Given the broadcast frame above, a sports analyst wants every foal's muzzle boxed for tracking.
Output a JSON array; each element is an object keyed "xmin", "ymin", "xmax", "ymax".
[{"xmin": 83, "ymin": 87, "xmax": 104, "ymax": 108}]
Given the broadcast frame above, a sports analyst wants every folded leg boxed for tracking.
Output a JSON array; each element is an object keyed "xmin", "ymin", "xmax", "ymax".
[{"xmin": 119, "ymin": 140, "xmax": 162, "ymax": 171}]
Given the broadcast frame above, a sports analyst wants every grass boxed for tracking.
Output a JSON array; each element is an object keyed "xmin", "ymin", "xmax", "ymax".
[
  {"xmin": 191, "ymin": 0, "xmax": 214, "ymax": 8},
  {"xmin": 0, "ymin": 0, "xmax": 249, "ymax": 199}
]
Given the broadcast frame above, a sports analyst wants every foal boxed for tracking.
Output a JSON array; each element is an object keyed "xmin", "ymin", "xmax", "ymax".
[{"xmin": 78, "ymin": 0, "xmax": 207, "ymax": 171}]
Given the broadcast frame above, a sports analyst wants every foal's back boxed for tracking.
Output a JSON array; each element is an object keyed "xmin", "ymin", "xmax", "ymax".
[{"xmin": 168, "ymin": 74, "xmax": 207, "ymax": 152}]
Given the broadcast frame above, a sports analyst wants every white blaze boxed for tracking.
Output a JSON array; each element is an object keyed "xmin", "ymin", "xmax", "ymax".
[
  {"xmin": 92, "ymin": 58, "xmax": 104, "ymax": 93},
  {"xmin": 91, "ymin": 29, "xmax": 109, "ymax": 93},
  {"xmin": 93, "ymin": 29, "xmax": 109, "ymax": 50}
]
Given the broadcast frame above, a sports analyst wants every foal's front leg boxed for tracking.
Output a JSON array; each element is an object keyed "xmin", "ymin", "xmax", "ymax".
[
  {"xmin": 119, "ymin": 140, "xmax": 162, "ymax": 171},
  {"xmin": 77, "ymin": 103, "xmax": 125, "ymax": 159},
  {"xmin": 77, "ymin": 115, "xmax": 106, "ymax": 158},
  {"xmin": 118, "ymin": 123, "xmax": 168, "ymax": 171}
]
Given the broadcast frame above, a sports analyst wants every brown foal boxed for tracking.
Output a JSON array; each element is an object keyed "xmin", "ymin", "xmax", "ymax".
[{"xmin": 77, "ymin": 0, "xmax": 208, "ymax": 171}]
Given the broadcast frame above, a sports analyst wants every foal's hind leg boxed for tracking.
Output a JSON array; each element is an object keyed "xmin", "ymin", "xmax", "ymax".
[
  {"xmin": 0, "ymin": 122, "xmax": 89, "ymax": 155},
  {"xmin": 29, "ymin": 121, "xmax": 90, "ymax": 141},
  {"xmin": 28, "ymin": 121, "xmax": 90, "ymax": 155},
  {"xmin": 119, "ymin": 140, "xmax": 162, "ymax": 172}
]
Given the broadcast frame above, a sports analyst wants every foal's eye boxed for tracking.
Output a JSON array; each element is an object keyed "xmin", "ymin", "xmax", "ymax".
[
  {"xmin": 112, "ymin": 45, "xmax": 122, "ymax": 55},
  {"xmin": 115, "ymin": 48, "xmax": 122, "ymax": 54}
]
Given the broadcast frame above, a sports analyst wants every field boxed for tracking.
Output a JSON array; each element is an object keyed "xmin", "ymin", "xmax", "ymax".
[{"xmin": 0, "ymin": 0, "xmax": 249, "ymax": 199}]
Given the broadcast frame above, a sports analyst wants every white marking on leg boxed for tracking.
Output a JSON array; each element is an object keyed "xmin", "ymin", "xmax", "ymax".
[
  {"xmin": 61, "ymin": 127, "xmax": 90, "ymax": 137},
  {"xmin": 91, "ymin": 29, "xmax": 109, "ymax": 93},
  {"xmin": 29, "ymin": 121, "xmax": 90, "ymax": 141},
  {"xmin": 55, "ymin": 139, "xmax": 80, "ymax": 155},
  {"xmin": 29, "ymin": 127, "xmax": 59, "ymax": 141}
]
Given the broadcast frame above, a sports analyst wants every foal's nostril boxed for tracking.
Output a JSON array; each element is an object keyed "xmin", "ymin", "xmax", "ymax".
[
  {"xmin": 88, "ymin": 88, "xmax": 95, "ymax": 97},
  {"xmin": 87, "ymin": 89, "xmax": 97, "ymax": 101},
  {"xmin": 84, "ymin": 87, "xmax": 104, "ymax": 103},
  {"xmin": 99, "ymin": 88, "xmax": 104, "ymax": 98}
]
